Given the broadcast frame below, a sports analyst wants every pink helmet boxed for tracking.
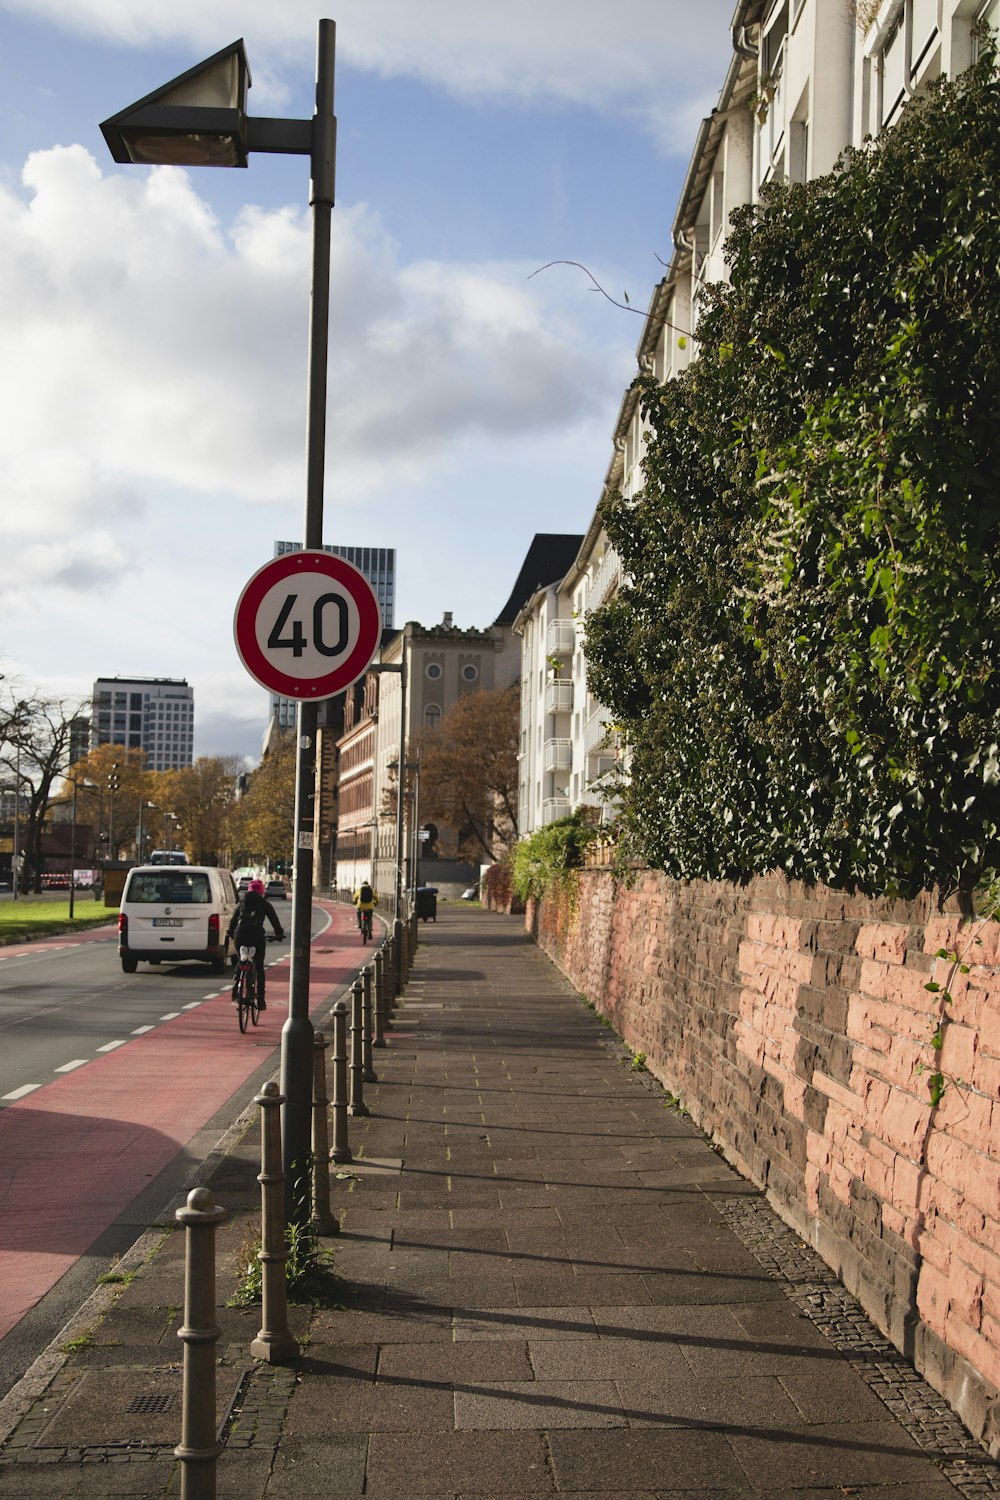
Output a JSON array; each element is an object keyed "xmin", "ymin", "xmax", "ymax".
[{"xmin": 248, "ymin": 878, "xmax": 265, "ymax": 894}]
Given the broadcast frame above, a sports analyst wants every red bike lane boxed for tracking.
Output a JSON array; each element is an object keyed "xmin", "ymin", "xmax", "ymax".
[{"xmin": 0, "ymin": 900, "xmax": 363, "ymax": 1344}]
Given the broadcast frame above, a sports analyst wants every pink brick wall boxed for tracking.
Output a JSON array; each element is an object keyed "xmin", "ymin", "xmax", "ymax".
[{"xmin": 528, "ymin": 868, "xmax": 1000, "ymax": 1453}]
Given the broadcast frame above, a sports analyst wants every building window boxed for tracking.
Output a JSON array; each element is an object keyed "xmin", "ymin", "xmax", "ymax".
[
  {"xmin": 425, "ymin": 662, "xmax": 442, "ymax": 680},
  {"xmin": 977, "ymin": 0, "xmax": 1000, "ymax": 55},
  {"xmin": 424, "ymin": 704, "xmax": 442, "ymax": 728},
  {"xmin": 461, "ymin": 664, "xmax": 479, "ymax": 682}
]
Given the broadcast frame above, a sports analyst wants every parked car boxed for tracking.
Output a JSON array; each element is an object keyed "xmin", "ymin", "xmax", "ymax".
[
  {"xmin": 118, "ymin": 865, "xmax": 238, "ymax": 974},
  {"xmin": 265, "ymin": 879, "xmax": 287, "ymax": 901}
]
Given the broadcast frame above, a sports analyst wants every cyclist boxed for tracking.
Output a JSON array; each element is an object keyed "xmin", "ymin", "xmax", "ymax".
[
  {"xmin": 353, "ymin": 879, "xmax": 377, "ymax": 938},
  {"xmin": 228, "ymin": 878, "xmax": 284, "ymax": 1011}
]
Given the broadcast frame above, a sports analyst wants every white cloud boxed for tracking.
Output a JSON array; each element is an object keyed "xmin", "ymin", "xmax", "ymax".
[
  {"xmin": 0, "ymin": 0, "xmax": 734, "ymax": 153},
  {"xmin": 0, "ymin": 144, "xmax": 617, "ymax": 615}
]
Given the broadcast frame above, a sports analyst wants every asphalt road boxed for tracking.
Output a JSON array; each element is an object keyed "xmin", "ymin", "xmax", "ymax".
[{"xmin": 0, "ymin": 900, "xmax": 357, "ymax": 1405}]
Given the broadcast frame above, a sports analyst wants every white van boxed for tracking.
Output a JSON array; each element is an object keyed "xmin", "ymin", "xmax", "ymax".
[{"xmin": 118, "ymin": 865, "xmax": 238, "ymax": 974}]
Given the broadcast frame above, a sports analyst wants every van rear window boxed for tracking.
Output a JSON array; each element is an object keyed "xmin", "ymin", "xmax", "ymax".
[{"xmin": 127, "ymin": 873, "xmax": 212, "ymax": 904}]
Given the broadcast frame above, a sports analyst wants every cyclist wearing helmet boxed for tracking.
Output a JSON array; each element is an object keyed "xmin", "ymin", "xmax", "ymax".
[{"xmin": 228, "ymin": 878, "xmax": 284, "ymax": 1010}]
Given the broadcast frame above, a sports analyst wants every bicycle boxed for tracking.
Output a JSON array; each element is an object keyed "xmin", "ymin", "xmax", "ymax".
[
  {"xmin": 358, "ymin": 908, "xmax": 373, "ymax": 944},
  {"xmin": 233, "ymin": 944, "xmax": 261, "ymax": 1031}
]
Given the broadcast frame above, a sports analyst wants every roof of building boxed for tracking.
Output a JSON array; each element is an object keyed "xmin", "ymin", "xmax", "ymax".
[{"xmin": 494, "ymin": 533, "xmax": 585, "ymax": 626}]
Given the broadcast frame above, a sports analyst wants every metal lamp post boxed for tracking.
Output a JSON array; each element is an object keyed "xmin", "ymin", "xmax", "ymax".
[
  {"xmin": 102, "ymin": 23, "xmax": 338, "ymax": 1222},
  {"xmin": 65, "ymin": 777, "xmax": 99, "ymax": 919},
  {"xmin": 137, "ymin": 800, "xmax": 156, "ymax": 863},
  {"xmin": 68, "ymin": 779, "xmax": 79, "ymax": 921}
]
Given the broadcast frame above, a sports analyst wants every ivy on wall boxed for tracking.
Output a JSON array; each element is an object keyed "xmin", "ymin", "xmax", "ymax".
[{"xmin": 586, "ymin": 55, "xmax": 1000, "ymax": 897}]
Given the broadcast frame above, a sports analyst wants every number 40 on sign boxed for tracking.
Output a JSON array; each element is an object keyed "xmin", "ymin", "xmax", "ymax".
[{"xmin": 233, "ymin": 550, "xmax": 382, "ymax": 701}]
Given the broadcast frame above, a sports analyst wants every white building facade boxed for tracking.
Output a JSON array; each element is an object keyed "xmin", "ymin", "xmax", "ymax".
[
  {"xmin": 90, "ymin": 676, "xmax": 194, "ymax": 771},
  {"xmin": 516, "ymin": 0, "xmax": 1000, "ymax": 836}
]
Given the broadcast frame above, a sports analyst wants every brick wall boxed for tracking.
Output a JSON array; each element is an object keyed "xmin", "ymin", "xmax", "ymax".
[{"xmin": 529, "ymin": 868, "xmax": 1000, "ymax": 1453}]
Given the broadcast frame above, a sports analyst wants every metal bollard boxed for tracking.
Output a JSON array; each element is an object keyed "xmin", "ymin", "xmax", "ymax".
[
  {"xmin": 175, "ymin": 1187, "xmax": 226, "ymax": 1500},
  {"xmin": 348, "ymin": 976, "xmax": 369, "ymax": 1116},
  {"xmin": 362, "ymin": 966, "xmax": 376, "ymax": 1082},
  {"xmin": 330, "ymin": 999, "xmax": 352, "ymax": 1162},
  {"xmin": 373, "ymin": 948, "xmax": 387, "ymax": 1047},
  {"xmin": 250, "ymin": 1082, "xmax": 300, "ymax": 1363},
  {"xmin": 311, "ymin": 1032, "xmax": 338, "ymax": 1234},
  {"xmin": 392, "ymin": 917, "xmax": 404, "ymax": 996}
]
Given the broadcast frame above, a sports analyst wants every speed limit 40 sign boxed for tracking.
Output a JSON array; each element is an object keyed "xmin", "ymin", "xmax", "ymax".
[{"xmin": 234, "ymin": 550, "xmax": 382, "ymax": 699}]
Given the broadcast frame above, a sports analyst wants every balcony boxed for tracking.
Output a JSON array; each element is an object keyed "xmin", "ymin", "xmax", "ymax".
[
  {"xmin": 585, "ymin": 754, "xmax": 617, "ymax": 782},
  {"xmin": 588, "ymin": 548, "xmax": 621, "ymax": 609},
  {"xmin": 546, "ymin": 618, "xmax": 575, "ymax": 657},
  {"xmin": 543, "ymin": 738, "xmax": 572, "ymax": 772},
  {"xmin": 542, "ymin": 797, "xmax": 571, "ymax": 825},
  {"xmin": 584, "ymin": 708, "xmax": 613, "ymax": 756},
  {"xmin": 544, "ymin": 679, "xmax": 573, "ymax": 715}
]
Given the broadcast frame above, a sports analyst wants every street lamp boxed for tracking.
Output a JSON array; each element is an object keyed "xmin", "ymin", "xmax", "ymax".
[
  {"xmin": 102, "ymin": 24, "xmax": 336, "ymax": 1224},
  {"xmin": 137, "ymin": 800, "xmax": 157, "ymax": 862},
  {"xmin": 66, "ymin": 778, "xmax": 98, "ymax": 920}
]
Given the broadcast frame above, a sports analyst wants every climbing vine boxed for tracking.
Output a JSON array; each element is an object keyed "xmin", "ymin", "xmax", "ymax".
[{"xmin": 586, "ymin": 53, "xmax": 1000, "ymax": 899}]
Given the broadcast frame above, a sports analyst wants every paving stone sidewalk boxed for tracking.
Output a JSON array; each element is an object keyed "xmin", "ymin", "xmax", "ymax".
[{"xmin": 1, "ymin": 905, "xmax": 999, "ymax": 1498}]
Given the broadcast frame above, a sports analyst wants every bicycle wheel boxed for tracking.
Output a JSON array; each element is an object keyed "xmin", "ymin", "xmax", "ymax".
[
  {"xmin": 237, "ymin": 968, "xmax": 250, "ymax": 1033},
  {"xmin": 248, "ymin": 966, "xmax": 261, "ymax": 1026}
]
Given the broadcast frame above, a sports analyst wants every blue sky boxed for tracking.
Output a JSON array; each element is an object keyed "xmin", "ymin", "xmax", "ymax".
[{"xmin": 0, "ymin": 0, "xmax": 733, "ymax": 759}]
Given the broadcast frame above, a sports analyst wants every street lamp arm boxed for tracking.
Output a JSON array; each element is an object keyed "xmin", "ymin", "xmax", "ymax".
[{"xmin": 246, "ymin": 117, "xmax": 313, "ymax": 155}]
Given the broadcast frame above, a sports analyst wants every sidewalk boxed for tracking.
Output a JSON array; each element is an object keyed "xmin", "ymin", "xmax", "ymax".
[{"xmin": 1, "ymin": 904, "xmax": 998, "ymax": 1498}]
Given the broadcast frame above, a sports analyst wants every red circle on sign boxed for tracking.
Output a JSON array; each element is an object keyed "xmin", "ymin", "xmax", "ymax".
[{"xmin": 234, "ymin": 551, "xmax": 382, "ymax": 699}]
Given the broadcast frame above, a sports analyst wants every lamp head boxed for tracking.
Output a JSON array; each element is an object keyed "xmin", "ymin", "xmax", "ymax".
[{"xmin": 100, "ymin": 40, "xmax": 251, "ymax": 168}]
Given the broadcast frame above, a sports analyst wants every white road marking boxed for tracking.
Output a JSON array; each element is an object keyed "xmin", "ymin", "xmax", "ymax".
[
  {"xmin": 2, "ymin": 1083, "xmax": 42, "ymax": 1100},
  {"xmin": 159, "ymin": 1012, "xmax": 180, "ymax": 1021},
  {"xmin": 55, "ymin": 1059, "xmax": 88, "ymax": 1073},
  {"xmin": 131, "ymin": 1025, "xmax": 155, "ymax": 1035},
  {"xmin": 97, "ymin": 1040, "xmax": 126, "ymax": 1053},
  {"xmin": 183, "ymin": 1002, "xmax": 202, "ymax": 1010}
]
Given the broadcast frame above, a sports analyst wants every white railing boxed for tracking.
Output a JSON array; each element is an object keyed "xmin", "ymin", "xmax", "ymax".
[
  {"xmin": 543, "ymin": 738, "xmax": 572, "ymax": 772},
  {"xmin": 588, "ymin": 548, "xmax": 621, "ymax": 610},
  {"xmin": 542, "ymin": 797, "xmax": 571, "ymax": 825},
  {"xmin": 546, "ymin": 618, "xmax": 576, "ymax": 657},
  {"xmin": 584, "ymin": 708, "xmax": 613, "ymax": 755},
  {"xmin": 545, "ymin": 680, "xmax": 574, "ymax": 715}
]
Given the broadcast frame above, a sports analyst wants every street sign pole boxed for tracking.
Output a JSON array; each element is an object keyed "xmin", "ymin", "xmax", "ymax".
[{"xmin": 282, "ymin": 20, "xmax": 336, "ymax": 1226}]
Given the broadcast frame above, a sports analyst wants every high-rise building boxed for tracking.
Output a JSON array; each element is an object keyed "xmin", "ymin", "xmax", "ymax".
[
  {"xmin": 90, "ymin": 676, "xmax": 194, "ymax": 771},
  {"xmin": 268, "ymin": 542, "xmax": 396, "ymax": 730}
]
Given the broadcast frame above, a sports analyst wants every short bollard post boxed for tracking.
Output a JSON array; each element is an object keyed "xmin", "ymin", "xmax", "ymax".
[
  {"xmin": 330, "ymin": 999, "xmax": 352, "ymax": 1162},
  {"xmin": 175, "ymin": 1187, "xmax": 226, "ymax": 1500},
  {"xmin": 348, "ymin": 976, "xmax": 369, "ymax": 1116},
  {"xmin": 311, "ymin": 1032, "xmax": 338, "ymax": 1234},
  {"xmin": 392, "ymin": 917, "xmax": 403, "ymax": 996},
  {"xmin": 251, "ymin": 1082, "xmax": 299, "ymax": 1363},
  {"xmin": 362, "ymin": 966, "xmax": 377, "ymax": 1082},
  {"xmin": 373, "ymin": 948, "xmax": 387, "ymax": 1047}
]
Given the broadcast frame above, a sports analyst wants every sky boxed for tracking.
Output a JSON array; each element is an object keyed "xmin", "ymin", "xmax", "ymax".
[{"xmin": 0, "ymin": 0, "xmax": 734, "ymax": 761}]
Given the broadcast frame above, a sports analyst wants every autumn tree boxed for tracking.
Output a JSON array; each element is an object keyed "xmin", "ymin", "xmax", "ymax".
[
  {"xmin": 415, "ymin": 682, "xmax": 520, "ymax": 863},
  {"xmin": 151, "ymin": 756, "xmax": 243, "ymax": 865},
  {"xmin": 59, "ymin": 744, "xmax": 150, "ymax": 861},
  {"xmin": 1, "ymin": 693, "xmax": 90, "ymax": 890},
  {"xmin": 227, "ymin": 734, "xmax": 296, "ymax": 866}
]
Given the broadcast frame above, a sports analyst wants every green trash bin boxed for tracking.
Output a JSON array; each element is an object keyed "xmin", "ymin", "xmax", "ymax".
[{"xmin": 415, "ymin": 886, "xmax": 438, "ymax": 921}]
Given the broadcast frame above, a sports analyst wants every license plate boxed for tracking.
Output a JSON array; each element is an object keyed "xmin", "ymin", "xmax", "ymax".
[{"xmin": 152, "ymin": 918, "xmax": 183, "ymax": 927}]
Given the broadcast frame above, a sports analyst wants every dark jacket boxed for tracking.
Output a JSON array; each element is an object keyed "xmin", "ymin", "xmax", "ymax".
[{"xmin": 228, "ymin": 890, "xmax": 284, "ymax": 948}]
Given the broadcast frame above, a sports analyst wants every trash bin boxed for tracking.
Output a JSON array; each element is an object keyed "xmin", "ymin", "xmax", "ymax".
[{"xmin": 415, "ymin": 886, "xmax": 438, "ymax": 922}]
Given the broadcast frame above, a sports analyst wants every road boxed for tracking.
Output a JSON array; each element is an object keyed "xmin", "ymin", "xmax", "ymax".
[{"xmin": 0, "ymin": 898, "xmax": 363, "ymax": 1403}]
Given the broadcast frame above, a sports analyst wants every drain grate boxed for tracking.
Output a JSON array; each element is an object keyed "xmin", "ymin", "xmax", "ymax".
[{"xmin": 124, "ymin": 1393, "xmax": 174, "ymax": 1416}]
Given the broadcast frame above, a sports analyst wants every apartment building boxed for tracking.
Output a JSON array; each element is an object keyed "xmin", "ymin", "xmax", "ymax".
[
  {"xmin": 90, "ymin": 676, "xmax": 194, "ymax": 771},
  {"xmin": 516, "ymin": 0, "xmax": 999, "ymax": 833}
]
